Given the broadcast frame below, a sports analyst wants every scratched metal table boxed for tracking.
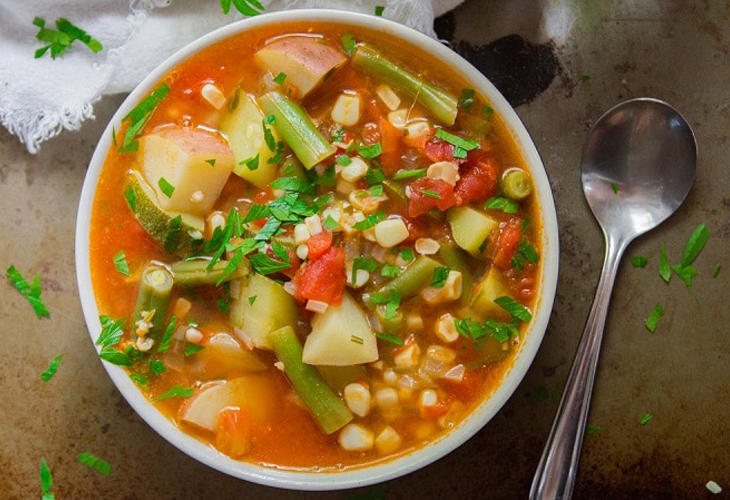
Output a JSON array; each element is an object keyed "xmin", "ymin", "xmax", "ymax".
[{"xmin": 2, "ymin": 1, "xmax": 728, "ymax": 498}]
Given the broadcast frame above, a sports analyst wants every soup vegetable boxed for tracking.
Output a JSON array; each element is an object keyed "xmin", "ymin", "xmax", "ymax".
[{"xmin": 89, "ymin": 22, "xmax": 541, "ymax": 469}]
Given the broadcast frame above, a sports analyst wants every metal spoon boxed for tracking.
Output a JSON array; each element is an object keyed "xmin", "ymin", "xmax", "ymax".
[{"xmin": 529, "ymin": 98, "xmax": 697, "ymax": 500}]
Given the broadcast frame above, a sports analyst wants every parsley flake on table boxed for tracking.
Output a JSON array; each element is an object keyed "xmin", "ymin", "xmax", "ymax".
[
  {"xmin": 713, "ymin": 265, "xmax": 721, "ymax": 278},
  {"xmin": 585, "ymin": 425, "xmax": 604, "ymax": 435},
  {"xmin": 33, "ymin": 17, "xmax": 103, "ymax": 60},
  {"xmin": 659, "ymin": 241, "xmax": 671, "ymax": 283},
  {"xmin": 6, "ymin": 265, "xmax": 50, "ymax": 318},
  {"xmin": 40, "ymin": 458, "xmax": 54, "ymax": 500},
  {"xmin": 374, "ymin": 5, "xmax": 385, "ymax": 16},
  {"xmin": 645, "ymin": 303, "xmax": 663, "ymax": 333},
  {"xmin": 41, "ymin": 354, "xmax": 63, "ymax": 382},
  {"xmin": 638, "ymin": 412, "xmax": 653, "ymax": 425},
  {"xmin": 630, "ymin": 256, "xmax": 648, "ymax": 268},
  {"xmin": 672, "ymin": 223, "xmax": 709, "ymax": 289},
  {"xmin": 611, "ymin": 182, "xmax": 619, "ymax": 194},
  {"xmin": 76, "ymin": 452, "xmax": 111, "ymax": 476}
]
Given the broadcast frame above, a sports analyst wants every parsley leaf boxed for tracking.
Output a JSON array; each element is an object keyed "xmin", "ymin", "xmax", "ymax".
[
  {"xmin": 611, "ymin": 182, "xmax": 619, "ymax": 194},
  {"xmin": 95, "ymin": 316, "xmax": 124, "ymax": 346},
  {"xmin": 248, "ymin": 295, "xmax": 257, "ymax": 305},
  {"xmin": 713, "ymin": 265, "xmax": 721, "ymax": 278},
  {"xmin": 149, "ymin": 359, "xmax": 166, "ymax": 375},
  {"xmin": 421, "ymin": 189, "xmax": 441, "ymax": 199},
  {"xmin": 459, "ymin": 88, "xmax": 475, "ymax": 111},
  {"xmin": 430, "ymin": 267, "xmax": 451, "ymax": 287},
  {"xmin": 391, "ymin": 168, "xmax": 426, "ymax": 181},
  {"xmin": 6, "ymin": 265, "xmax": 50, "ymax": 318},
  {"xmin": 120, "ymin": 83, "xmax": 170, "ymax": 153},
  {"xmin": 352, "ymin": 257, "xmax": 378, "ymax": 283},
  {"xmin": 631, "ymin": 256, "xmax": 648, "ymax": 268},
  {"xmin": 154, "ymin": 384, "xmax": 194, "ymax": 401},
  {"xmin": 184, "ymin": 342, "xmax": 205, "ymax": 356},
  {"xmin": 130, "ymin": 373, "xmax": 148, "ymax": 386},
  {"xmin": 381, "ymin": 264, "xmax": 400, "ymax": 278},
  {"xmin": 585, "ymin": 425, "xmax": 605, "ymax": 435},
  {"xmin": 384, "ymin": 290, "xmax": 401, "ymax": 320},
  {"xmin": 76, "ymin": 452, "xmax": 111, "ymax": 476},
  {"xmin": 359, "ymin": 142, "xmax": 383, "ymax": 159},
  {"xmin": 242, "ymin": 154, "xmax": 259, "ymax": 171},
  {"xmin": 336, "ymin": 154, "xmax": 352, "ymax": 166},
  {"xmin": 273, "ymin": 72, "xmax": 287, "ymax": 85},
  {"xmin": 376, "ymin": 333, "xmax": 404, "ymax": 345},
  {"xmin": 316, "ymin": 165, "xmax": 337, "ymax": 186},
  {"xmin": 40, "ymin": 458, "xmax": 54, "ymax": 500},
  {"xmin": 40, "ymin": 354, "xmax": 63, "ymax": 382},
  {"xmin": 112, "ymin": 250, "xmax": 130, "ymax": 276},
  {"xmin": 33, "ymin": 17, "xmax": 103, "ymax": 60},
  {"xmin": 638, "ymin": 412, "xmax": 653, "ymax": 425},
  {"xmin": 434, "ymin": 129, "xmax": 480, "ymax": 153},
  {"xmin": 659, "ymin": 241, "xmax": 671, "ymax": 283},
  {"xmin": 645, "ymin": 303, "xmax": 663, "ymax": 333},
  {"xmin": 399, "ymin": 248, "xmax": 414, "ymax": 261},
  {"xmin": 672, "ymin": 264, "xmax": 698, "ymax": 290},
  {"xmin": 157, "ymin": 315, "xmax": 177, "ymax": 353},
  {"xmin": 680, "ymin": 223, "xmax": 709, "ymax": 267},
  {"xmin": 205, "ymin": 158, "xmax": 216, "ymax": 166},
  {"xmin": 484, "ymin": 197, "xmax": 519, "ymax": 214},
  {"xmin": 353, "ymin": 211, "xmax": 386, "ymax": 230},
  {"xmin": 342, "ymin": 33, "xmax": 357, "ymax": 56},
  {"xmin": 249, "ymin": 246, "xmax": 291, "ymax": 275},
  {"xmin": 365, "ymin": 164, "xmax": 386, "ymax": 185},
  {"xmin": 494, "ymin": 296, "xmax": 532, "ymax": 322},
  {"xmin": 374, "ymin": 5, "xmax": 385, "ymax": 16},
  {"xmin": 99, "ymin": 345, "xmax": 132, "ymax": 366},
  {"xmin": 323, "ymin": 215, "xmax": 341, "ymax": 231},
  {"xmin": 269, "ymin": 176, "xmax": 315, "ymax": 194},
  {"xmin": 162, "ymin": 215, "xmax": 183, "ymax": 254}
]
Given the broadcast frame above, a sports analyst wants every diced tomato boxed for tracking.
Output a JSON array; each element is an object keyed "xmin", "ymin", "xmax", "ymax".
[
  {"xmin": 215, "ymin": 408, "xmax": 250, "ymax": 458},
  {"xmin": 403, "ymin": 127, "xmax": 433, "ymax": 149},
  {"xmin": 441, "ymin": 370, "xmax": 482, "ymax": 401},
  {"xmin": 401, "ymin": 216, "xmax": 429, "ymax": 243},
  {"xmin": 424, "ymin": 139, "xmax": 455, "ymax": 163},
  {"xmin": 252, "ymin": 188, "xmax": 273, "ymax": 205},
  {"xmin": 379, "ymin": 117, "xmax": 404, "ymax": 175},
  {"xmin": 407, "ymin": 177, "xmax": 460, "ymax": 218},
  {"xmin": 307, "ymin": 230, "xmax": 332, "ymax": 260},
  {"xmin": 293, "ymin": 246, "xmax": 346, "ymax": 305},
  {"xmin": 420, "ymin": 400, "xmax": 450, "ymax": 420},
  {"xmin": 492, "ymin": 218, "xmax": 522, "ymax": 269},
  {"xmin": 454, "ymin": 157, "xmax": 497, "ymax": 205}
]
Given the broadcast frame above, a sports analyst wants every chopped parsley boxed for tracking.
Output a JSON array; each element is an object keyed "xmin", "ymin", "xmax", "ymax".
[
  {"xmin": 124, "ymin": 184, "xmax": 136, "ymax": 211},
  {"xmin": 342, "ymin": 33, "xmax": 357, "ymax": 56},
  {"xmin": 434, "ymin": 128, "xmax": 480, "ymax": 158},
  {"xmin": 484, "ymin": 197, "xmax": 519, "ymax": 214},
  {"xmin": 381, "ymin": 264, "xmax": 400, "ymax": 278},
  {"xmin": 611, "ymin": 182, "xmax": 619, "ymax": 194},
  {"xmin": 149, "ymin": 359, "xmax": 166, "ymax": 375},
  {"xmin": 154, "ymin": 384, "xmax": 194, "ymax": 401},
  {"xmin": 371, "ymin": 290, "xmax": 401, "ymax": 319},
  {"xmin": 374, "ymin": 5, "xmax": 385, "ymax": 16},
  {"xmin": 430, "ymin": 267, "xmax": 451, "ymax": 288},
  {"xmin": 273, "ymin": 72, "xmax": 287, "ymax": 85},
  {"xmin": 421, "ymin": 189, "xmax": 441, "ymax": 199},
  {"xmin": 631, "ymin": 256, "xmax": 648, "ymax": 268},
  {"xmin": 162, "ymin": 215, "xmax": 183, "ymax": 254},
  {"xmin": 459, "ymin": 88, "xmax": 475, "ymax": 111},
  {"xmin": 262, "ymin": 120, "xmax": 277, "ymax": 152},
  {"xmin": 645, "ymin": 303, "xmax": 663, "ymax": 333},
  {"xmin": 638, "ymin": 412, "xmax": 653, "ymax": 425},
  {"xmin": 376, "ymin": 333, "xmax": 404, "ymax": 345},
  {"xmin": 242, "ymin": 154, "xmax": 259, "ymax": 171},
  {"xmin": 95, "ymin": 316, "xmax": 124, "ymax": 347},
  {"xmin": 391, "ymin": 168, "xmax": 426, "ymax": 181},
  {"xmin": 369, "ymin": 184, "xmax": 384, "ymax": 197},
  {"xmin": 40, "ymin": 458, "xmax": 54, "ymax": 500},
  {"xmin": 359, "ymin": 142, "xmax": 383, "ymax": 159},
  {"xmin": 269, "ymin": 176, "xmax": 315, "ymax": 194},
  {"xmin": 248, "ymin": 295, "xmax": 257, "ymax": 306},
  {"xmin": 331, "ymin": 128, "xmax": 345, "ymax": 142},
  {"xmin": 216, "ymin": 246, "xmax": 246, "ymax": 285},
  {"xmin": 672, "ymin": 264, "xmax": 698, "ymax": 289},
  {"xmin": 112, "ymin": 250, "xmax": 130, "ymax": 276},
  {"xmin": 454, "ymin": 317, "xmax": 518, "ymax": 344},
  {"xmin": 581, "ymin": 74, "xmax": 592, "ymax": 82},
  {"xmin": 184, "ymin": 342, "xmax": 205, "ymax": 356},
  {"xmin": 511, "ymin": 240, "xmax": 539, "ymax": 270},
  {"xmin": 335, "ymin": 154, "xmax": 352, "ymax": 166},
  {"xmin": 157, "ymin": 315, "xmax": 177, "ymax": 353},
  {"xmin": 40, "ymin": 354, "xmax": 63, "ymax": 381},
  {"xmin": 249, "ymin": 244, "xmax": 291, "ymax": 275},
  {"xmin": 323, "ymin": 215, "xmax": 341, "ymax": 231},
  {"xmin": 130, "ymin": 373, "xmax": 148, "ymax": 386},
  {"xmin": 365, "ymin": 164, "xmax": 386, "ymax": 185},
  {"xmin": 98, "ymin": 345, "xmax": 132, "ymax": 366},
  {"xmin": 316, "ymin": 165, "xmax": 337, "ymax": 186},
  {"xmin": 399, "ymin": 248, "xmax": 415, "ymax": 261},
  {"xmin": 220, "ymin": 0, "xmax": 264, "ymax": 16},
  {"xmin": 33, "ymin": 17, "xmax": 103, "ymax": 59},
  {"xmin": 483, "ymin": 105, "xmax": 494, "ymax": 117},
  {"xmin": 6, "ymin": 265, "xmax": 50, "ymax": 318},
  {"xmin": 585, "ymin": 425, "xmax": 605, "ymax": 435},
  {"xmin": 205, "ymin": 158, "xmax": 216, "ymax": 166},
  {"xmin": 352, "ymin": 257, "xmax": 378, "ymax": 283},
  {"xmin": 713, "ymin": 265, "xmax": 721, "ymax": 278},
  {"xmin": 119, "ymin": 83, "xmax": 170, "ymax": 153},
  {"xmin": 672, "ymin": 223, "xmax": 709, "ymax": 289},
  {"xmin": 494, "ymin": 296, "xmax": 532, "ymax": 322},
  {"xmin": 353, "ymin": 211, "xmax": 386, "ymax": 230},
  {"xmin": 76, "ymin": 452, "xmax": 111, "ymax": 476},
  {"xmin": 659, "ymin": 241, "xmax": 671, "ymax": 283}
]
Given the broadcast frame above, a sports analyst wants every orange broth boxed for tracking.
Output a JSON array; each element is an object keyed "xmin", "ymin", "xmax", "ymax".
[{"xmin": 90, "ymin": 21, "xmax": 541, "ymax": 470}]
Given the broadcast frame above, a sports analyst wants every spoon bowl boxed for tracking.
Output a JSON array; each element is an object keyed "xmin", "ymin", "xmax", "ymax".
[
  {"xmin": 530, "ymin": 98, "xmax": 697, "ymax": 500},
  {"xmin": 582, "ymin": 98, "xmax": 697, "ymax": 240}
]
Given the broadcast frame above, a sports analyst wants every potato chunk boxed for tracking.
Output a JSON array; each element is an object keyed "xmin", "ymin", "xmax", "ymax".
[
  {"xmin": 140, "ymin": 126, "xmax": 234, "ymax": 215},
  {"xmin": 303, "ymin": 291, "xmax": 378, "ymax": 366},
  {"xmin": 255, "ymin": 36, "xmax": 347, "ymax": 98}
]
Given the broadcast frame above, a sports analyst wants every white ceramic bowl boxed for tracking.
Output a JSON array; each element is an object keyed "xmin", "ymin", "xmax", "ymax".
[{"xmin": 76, "ymin": 9, "xmax": 559, "ymax": 491}]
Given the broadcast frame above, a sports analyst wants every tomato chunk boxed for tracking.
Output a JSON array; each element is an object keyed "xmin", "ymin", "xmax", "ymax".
[
  {"xmin": 407, "ymin": 177, "xmax": 459, "ymax": 217},
  {"xmin": 378, "ymin": 117, "xmax": 404, "ymax": 175},
  {"xmin": 294, "ymin": 246, "xmax": 346, "ymax": 305},
  {"xmin": 455, "ymin": 158, "xmax": 497, "ymax": 205},
  {"xmin": 215, "ymin": 408, "xmax": 250, "ymax": 458},
  {"xmin": 424, "ymin": 139, "xmax": 455, "ymax": 163},
  {"xmin": 307, "ymin": 230, "xmax": 332, "ymax": 261},
  {"xmin": 492, "ymin": 218, "xmax": 522, "ymax": 269}
]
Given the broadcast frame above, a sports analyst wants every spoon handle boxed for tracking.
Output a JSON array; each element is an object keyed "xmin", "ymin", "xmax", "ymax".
[{"xmin": 529, "ymin": 233, "xmax": 627, "ymax": 500}]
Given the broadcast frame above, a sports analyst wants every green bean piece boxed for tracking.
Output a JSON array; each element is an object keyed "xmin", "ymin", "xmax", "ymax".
[
  {"xmin": 258, "ymin": 91, "xmax": 336, "ymax": 169},
  {"xmin": 438, "ymin": 243, "xmax": 473, "ymax": 307},
  {"xmin": 352, "ymin": 44, "xmax": 458, "ymax": 126},
  {"xmin": 501, "ymin": 169, "xmax": 532, "ymax": 201},
  {"xmin": 170, "ymin": 259, "xmax": 248, "ymax": 286},
  {"xmin": 375, "ymin": 304, "xmax": 404, "ymax": 334},
  {"xmin": 132, "ymin": 264, "xmax": 173, "ymax": 343},
  {"xmin": 466, "ymin": 337, "xmax": 511, "ymax": 369},
  {"xmin": 376, "ymin": 256, "xmax": 441, "ymax": 300},
  {"xmin": 317, "ymin": 365, "xmax": 368, "ymax": 393},
  {"xmin": 269, "ymin": 326, "xmax": 353, "ymax": 434}
]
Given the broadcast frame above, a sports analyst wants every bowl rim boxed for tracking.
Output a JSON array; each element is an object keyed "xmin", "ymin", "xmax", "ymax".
[{"xmin": 75, "ymin": 8, "xmax": 559, "ymax": 491}]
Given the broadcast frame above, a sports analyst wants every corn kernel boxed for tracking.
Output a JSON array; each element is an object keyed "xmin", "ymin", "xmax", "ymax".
[
  {"xmin": 331, "ymin": 93, "xmax": 361, "ymax": 126},
  {"xmin": 340, "ymin": 157, "xmax": 369, "ymax": 183},
  {"xmin": 296, "ymin": 244, "xmax": 309, "ymax": 260},
  {"xmin": 201, "ymin": 83, "xmax": 226, "ymax": 110},
  {"xmin": 434, "ymin": 313, "xmax": 460, "ymax": 343},
  {"xmin": 427, "ymin": 161, "xmax": 460, "ymax": 186},
  {"xmin": 407, "ymin": 312, "xmax": 424, "ymax": 330},
  {"xmin": 374, "ymin": 218, "xmax": 409, "ymax": 248},
  {"xmin": 414, "ymin": 238, "xmax": 440, "ymax": 255},
  {"xmin": 387, "ymin": 109, "xmax": 408, "ymax": 129},
  {"xmin": 393, "ymin": 343, "xmax": 420, "ymax": 368},
  {"xmin": 375, "ymin": 426, "xmax": 402, "ymax": 455},
  {"xmin": 420, "ymin": 270, "xmax": 463, "ymax": 305},
  {"xmin": 304, "ymin": 215, "xmax": 322, "ymax": 235},
  {"xmin": 344, "ymin": 383, "xmax": 371, "ymax": 417},
  {"xmin": 374, "ymin": 387, "xmax": 399, "ymax": 409},
  {"xmin": 294, "ymin": 223, "xmax": 311, "ymax": 244}
]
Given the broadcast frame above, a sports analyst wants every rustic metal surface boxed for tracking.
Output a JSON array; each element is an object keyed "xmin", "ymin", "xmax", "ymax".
[{"xmin": 1, "ymin": 1, "xmax": 728, "ymax": 498}]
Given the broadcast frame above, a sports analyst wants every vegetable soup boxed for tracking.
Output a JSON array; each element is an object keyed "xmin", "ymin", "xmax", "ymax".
[{"xmin": 89, "ymin": 21, "xmax": 542, "ymax": 470}]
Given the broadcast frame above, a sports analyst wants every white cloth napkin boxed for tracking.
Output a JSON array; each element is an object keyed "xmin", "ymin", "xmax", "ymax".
[{"xmin": 0, "ymin": 0, "xmax": 462, "ymax": 153}]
